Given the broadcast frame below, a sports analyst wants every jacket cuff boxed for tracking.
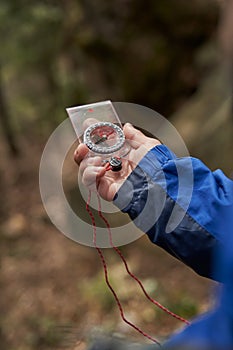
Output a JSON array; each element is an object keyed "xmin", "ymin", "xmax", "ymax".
[
  {"xmin": 113, "ymin": 164, "xmax": 149, "ymax": 219},
  {"xmin": 113, "ymin": 145, "xmax": 175, "ymax": 213}
]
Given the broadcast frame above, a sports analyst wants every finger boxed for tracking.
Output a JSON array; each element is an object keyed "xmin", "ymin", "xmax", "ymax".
[
  {"xmin": 79, "ymin": 155, "xmax": 103, "ymax": 176},
  {"xmin": 74, "ymin": 144, "xmax": 89, "ymax": 165},
  {"xmin": 74, "ymin": 118, "xmax": 102, "ymax": 164},
  {"xmin": 123, "ymin": 123, "xmax": 146, "ymax": 148},
  {"xmin": 124, "ymin": 123, "xmax": 161, "ymax": 150},
  {"xmin": 82, "ymin": 165, "xmax": 106, "ymax": 189},
  {"xmin": 83, "ymin": 117, "xmax": 99, "ymax": 130}
]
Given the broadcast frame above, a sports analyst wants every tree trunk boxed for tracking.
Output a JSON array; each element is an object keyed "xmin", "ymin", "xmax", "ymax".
[{"xmin": 0, "ymin": 66, "xmax": 19, "ymax": 156}]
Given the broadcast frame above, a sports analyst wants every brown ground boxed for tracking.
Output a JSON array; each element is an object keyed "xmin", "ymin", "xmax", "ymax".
[{"xmin": 0, "ymin": 134, "xmax": 215, "ymax": 350}]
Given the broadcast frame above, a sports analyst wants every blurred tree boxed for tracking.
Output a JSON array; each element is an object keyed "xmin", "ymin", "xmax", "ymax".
[
  {"xmin": 0, "ymin": 65, "xmax": 19, "ymax": 156},
  {"xmin": 0, "ymin": 1, "xmax": 64, "ymax": 131},
  {"xmin": 218, "ymin": 0, "xmax": 233, "ymax": 116}
]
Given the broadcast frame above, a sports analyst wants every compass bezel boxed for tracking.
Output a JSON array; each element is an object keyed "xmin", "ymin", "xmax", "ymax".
[{"xmin": 83, "ymin": 121, "xmax": 125, "ymax": 155}]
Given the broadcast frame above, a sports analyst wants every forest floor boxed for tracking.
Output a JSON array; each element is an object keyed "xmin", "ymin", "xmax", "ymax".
[{"xmin": 0, "ymin": 132, "xmax": 214, "ymax": 350}]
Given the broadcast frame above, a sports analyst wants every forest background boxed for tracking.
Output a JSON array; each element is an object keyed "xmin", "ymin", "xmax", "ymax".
[{"xmin": 0, "ymin": 1, "xmax": 232, "ymax": 349}]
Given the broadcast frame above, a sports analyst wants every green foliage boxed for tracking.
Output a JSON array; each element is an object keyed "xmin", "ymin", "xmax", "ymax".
[
  {"xmin": 79, "ymin": 273, "xmax": 116, "ymax": 313},
  {"xmin": 167, "ymin": 296, "xmax": 198, "ymax": 319},
  {"xmin": 26, "ymin": 316, "xmax": 62, "ymax": 347},
  {"xmin": 26, "ymin": 316, "xmax": 79, "ymax": 349}
]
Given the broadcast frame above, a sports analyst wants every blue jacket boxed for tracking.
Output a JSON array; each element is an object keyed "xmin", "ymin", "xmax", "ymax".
[{"xmin": 112, "ymin": 145, "xmax": 233, "ymax": 349}]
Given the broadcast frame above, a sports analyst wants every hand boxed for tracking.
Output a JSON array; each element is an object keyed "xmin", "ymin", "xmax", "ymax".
[{"xmin": 74, "ymin": 123, "xmax": 161, "ymax": 201}]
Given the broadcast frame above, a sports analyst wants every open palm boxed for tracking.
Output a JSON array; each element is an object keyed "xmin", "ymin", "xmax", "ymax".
[{"xmin": 74, "ymin": 123, "xmax": 160, "ymax": 201}]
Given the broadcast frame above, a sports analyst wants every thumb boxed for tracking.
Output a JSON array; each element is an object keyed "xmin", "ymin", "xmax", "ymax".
[
  {"xmin": 123, "ymin": 123, "xmax": 161, "ymax": 150},
  {"xmin": 123, "ymin": 123, "xmax": 146, "ymax": 149}
]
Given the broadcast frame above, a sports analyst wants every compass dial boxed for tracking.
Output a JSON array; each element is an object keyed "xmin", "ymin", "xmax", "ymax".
[{"xmin": 83, "ymin": 122, "xmax": 125, "ymax": 155}]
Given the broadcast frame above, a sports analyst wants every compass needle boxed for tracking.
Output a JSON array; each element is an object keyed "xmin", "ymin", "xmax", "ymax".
[{"xmin": 94, "ymin": 135, "xmax": 108, "ymax": 145}]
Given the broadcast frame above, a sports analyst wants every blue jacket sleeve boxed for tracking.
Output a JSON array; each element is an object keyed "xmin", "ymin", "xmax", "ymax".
[
  {"xmin": 113, "ymin": 145, "xmax": 233, "ymax": 280},
  {"xmin": 163, "ymin": 198, "xmax": 233, "ymax": 350}
]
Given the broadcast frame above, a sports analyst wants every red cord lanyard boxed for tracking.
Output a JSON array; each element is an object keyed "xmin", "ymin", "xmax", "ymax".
[{"xmin": 86, "ymin": 189, "xmax": 190, "ymax": 346}]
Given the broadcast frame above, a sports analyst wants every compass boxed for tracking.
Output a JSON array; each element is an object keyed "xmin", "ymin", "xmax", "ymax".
[{"xmin": 83, "ymin": 122, "xmax": 125, "ymax": 155}]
